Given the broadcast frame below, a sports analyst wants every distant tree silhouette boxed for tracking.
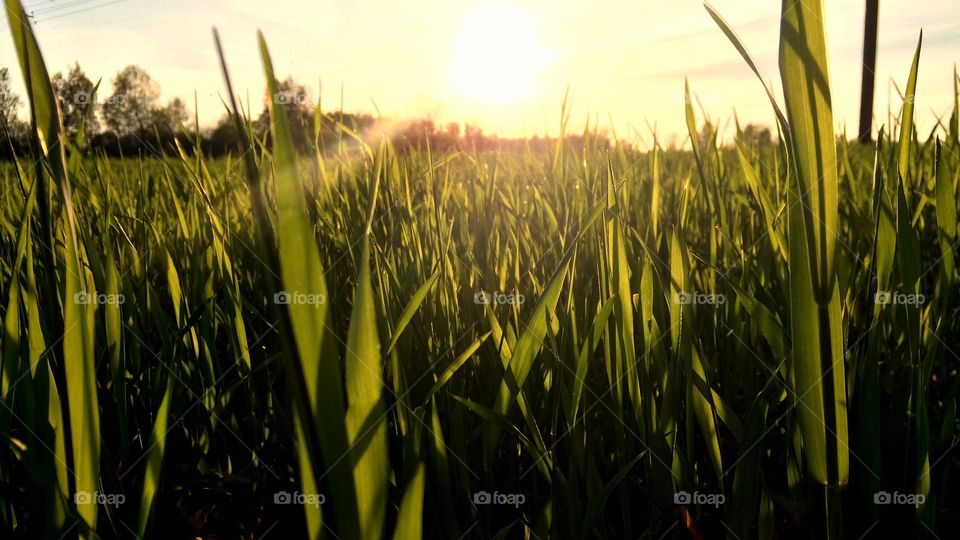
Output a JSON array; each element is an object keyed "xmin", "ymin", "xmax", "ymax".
[
  {"xmin": 255, "ymin": 77, "xmax": 314, "ymax": 151},
  {"xmin": 103, "ymin": 65, "xmax": 160, "ymax": 137},
  {"xmin": 252, "ymin": 76, "xmax": 376, "ymax": 153},
  {"xmin": 315, "ymin": 110, "xmax": 375, "ymax": 152},
  {"xmin": 151, "ymin": 97, "xmax": 190, "ymax": 137},
  {"xmin": 52, "ymin": 62, "xmax": 100, "ymax": 138},
  {"xmin": 0, "ymin": 63, "xmax": 619, "ymax": 160},
  {"xmin": 206, "ymin": 114, "xmax": 241, "ymax": 155},
  {"xmin": 738, "ymin": 124, "xmax": 773, "ymax": 147},
  {"xmin": 0, "ymin": 66, "xmax": 25, "ymax": 140},
  {"xmin": 391, "ymin": 119, "xmax": 461, "ymax": 153},
  {"xmin": 462, "ymin": 124, "xmax": 485, "ymax": 150}
]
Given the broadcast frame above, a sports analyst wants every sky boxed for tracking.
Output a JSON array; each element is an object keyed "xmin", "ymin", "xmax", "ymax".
[{"xmin": 1, "ymin": 0, "xmax": 958, "ymax": 145}]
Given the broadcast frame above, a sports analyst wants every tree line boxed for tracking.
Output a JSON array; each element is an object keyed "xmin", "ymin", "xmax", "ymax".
[
  {"xmin": 1, "ymin": 63, "xmax": 192, "ymax": 156},
  {"xmin": 1, "ymin": 62, "xmax": 600, "ymax": 160}
]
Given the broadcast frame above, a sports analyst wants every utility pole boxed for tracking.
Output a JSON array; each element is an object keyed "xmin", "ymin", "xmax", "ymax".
[{"xmin": 858, "ymin": 0, "xmax": 880, "ymax": 143}]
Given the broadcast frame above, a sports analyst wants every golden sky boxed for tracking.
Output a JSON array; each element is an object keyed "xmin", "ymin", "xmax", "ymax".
[{"xmin": 2, "ymin": 0, "xmax": 958, "ymax": 144}]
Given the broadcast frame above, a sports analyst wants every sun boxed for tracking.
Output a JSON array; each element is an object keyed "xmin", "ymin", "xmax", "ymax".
[{"xmin": 450, "ymin": 3, "xmax": 554, "ymax": 103}]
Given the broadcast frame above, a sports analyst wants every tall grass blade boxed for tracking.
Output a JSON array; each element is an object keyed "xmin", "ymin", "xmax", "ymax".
[
  {"xmin": 391, "ymin": 464, "xmax": 425, "ymax": 540},
  {"xmin": 935, "ymin": 140, "xmax": 956, "ymax": 287},
  {"xmin": 778, "ymin": 0, "xmax": 839, "ymax": 302},
  {"xmin": 136, "ymin": 374, "xmax": 172, "ymax": 537},
  {"xmin": 777, "ymin": 0, "xmax": 848, "ymax": 498},
  {"xmin": 258, "ymin": 32, "xmax": 359, "ymax": 538},
  {"xmin": 344, "ymin": 234, "xmax": 389, "ymax": 540},
  {"xmin": 671, "ymin": 229, "xmax": 723, "ymax": 481},
  {"xmin": 4, "ymin": 0, "xmax": 100, "ymax": 532},
  {"xmin": 898, "ymin": 33, "xmax": 923, "ymax": 189}
]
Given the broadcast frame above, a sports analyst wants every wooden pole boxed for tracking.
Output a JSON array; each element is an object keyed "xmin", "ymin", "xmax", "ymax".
[{"xmin": 858, "ymin": 0, "xmax": 880, "ymax": 143}]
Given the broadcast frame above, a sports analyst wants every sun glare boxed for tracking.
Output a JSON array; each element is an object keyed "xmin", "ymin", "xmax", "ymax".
[{"xmin": 450, "ymin": 3, "xmax": 554, "ymax": 103}]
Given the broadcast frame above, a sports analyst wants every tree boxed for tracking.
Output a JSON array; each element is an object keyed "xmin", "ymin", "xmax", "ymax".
[
  {"xmin": 206, "ymin": 114, "xmax": 241, "ymax": 154},
  {"xmin": 151, "ymin": 97, "xmax": 190, "ymax": 137},
  {"xmin": 738, "ymin": 123, "xmax": 773, "ymax": 147},
  {"xmin": 858, "ymin": 0, "xmax": 880, "ymax": 143},
  {"xmin": 52, "ymin": 62, "xmax": 100, "ymax": 137},
  {"xmin": 463, "ymin": 124, "xmax": 484, "ymax": 149},
  {"xmin": 103, "ymin": 65, "xmax": 160, "ymax": 137},
  {"xmin": 255, "ymin": 76, "xmax": 314, "ymax": 151},
  {"xmin": 0, "ymin": 66, "xmax": 24, "ymax": 139}
]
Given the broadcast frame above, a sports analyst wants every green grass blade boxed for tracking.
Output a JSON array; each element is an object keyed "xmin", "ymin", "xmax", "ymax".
[
  {"xmin": 735, "ymin": 141, "xmax": 787, "ymax": 261},
  {"xmin": 729, "ymin": 397, "xmax": 770, "ymax": 540},
  {"xmin": 671, "ymin": 229, "xmax": 723, "ymax": 481},
  {"xmin": 935, "ymin": 139, "xmax": 956, "ymax": 287},
  {"xmin": 136, "ymin": 373, "xmax": 172, "ymax": 537},
  {"xmin": 787, "ymin": 163, "xmax": 848, "ymax": 487},
  {"xmin": 103, "ymin": 248, "xmax": 127, "ymax": 460},
  {"xmin": 1, "ymin": 269, "xmax": 21, "ymax": 410},
  {"xmin": 778, "ymin": 0, "xmax": 839, "ymax": 302},
  {"xmin": 386, "ymin": 271, "xmax": 439, "ymax": 354},
  {"xmin": 898, "ymin": 33, "xmax": 923, "ymax": 187},
  {"xmin": 293, "ymin": 409, "xmax": 324, "ymax": 539},
  {"xmin": 704, "ymin": 2, "xmax": 792, "ymax": 135},
  {"xmin": 258, "ymin": 32, "xmax": 359, "ymax": 538},
  {"xmin": 423, "ymin": 332, "xmax": 490, "ymax": 404},
  {"xmin": 951, "ymin": 65, "xmax": 959, "ymax": 145},
  {"xmin": 568, "ymin": 299, "xmax": 614, "ymax": 422},
  {"xmin": 485, "ymin": 258, "xmax": 568, "ymax": 459},
  {"xmin": 4, "ymin": 0, "xmax": 100, "ymax": 530},
  {"xmin": 777, "ymin": 0, "xmax": 848, "ymax": 495},
  {"xmin": 391, "ymin": 463, "xmax": 425, "ymax": 540},
  {"xmin": 0, "ymin": 179, "xmax": 34, "ymax": 404},
  {"xmin": 873, "ymin": 129, "xmax": 897, "ymax": 296},
  {"xmin": 345, "ymin": 236, "xmax": 389, "ymax": 540}
]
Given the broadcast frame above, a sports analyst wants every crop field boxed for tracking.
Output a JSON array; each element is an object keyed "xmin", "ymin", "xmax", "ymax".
[{"xmin": 1, "ymin": 0, "xmax": 959, "ymax": 538}]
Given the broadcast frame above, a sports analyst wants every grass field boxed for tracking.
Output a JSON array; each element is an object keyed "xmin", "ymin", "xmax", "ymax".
[{"xmin": 1, "ymin": 0, "xmax": 959, "ymax": 538}]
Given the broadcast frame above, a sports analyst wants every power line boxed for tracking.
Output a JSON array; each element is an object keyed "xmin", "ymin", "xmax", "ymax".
[
  {"xmin": 32, "ymin": 0, "xmax": 131, "ymax": 23},
  {"xmin": 26, "ymin": 0, "xmax": 109, "ymax": 17},
  {"xmin": 22, "ymin": 0, "xmax": 70, "ymax": 12},
  {"xmin": 1, "ymin": 0, "xmax": 131, "ymax": 42}
]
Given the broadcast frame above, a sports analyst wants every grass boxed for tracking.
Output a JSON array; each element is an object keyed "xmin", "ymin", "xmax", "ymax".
[{"xmin": 1, "ymin": 0, "xmax": 959, "ymax": 538}]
